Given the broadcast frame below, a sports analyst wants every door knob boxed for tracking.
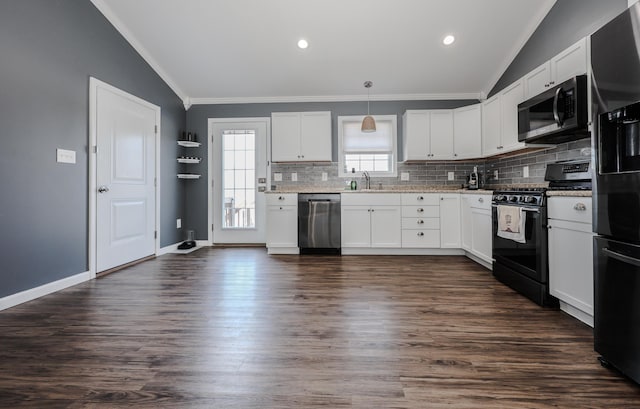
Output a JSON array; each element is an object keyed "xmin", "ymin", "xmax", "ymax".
[{"xmin": 98, "ymin": 186, "xmax": 109, "ymax": 193}]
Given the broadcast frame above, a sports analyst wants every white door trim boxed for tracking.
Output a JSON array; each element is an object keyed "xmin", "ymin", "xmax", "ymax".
[
  {"xmin": 207, "ymin": 117, "xmax": 271, "ymax": 245},
  {"xmin": 88, "ymin": 77, "xmax": 161, "ymax": 278}
]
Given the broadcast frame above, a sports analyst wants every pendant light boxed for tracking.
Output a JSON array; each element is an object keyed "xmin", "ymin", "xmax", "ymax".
[{"xmin": 361, "ymin": 81, "xmax": 376, "ymax": 133}]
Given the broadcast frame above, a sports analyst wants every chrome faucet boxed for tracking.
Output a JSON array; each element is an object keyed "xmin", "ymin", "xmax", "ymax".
[{"xmin": 362, "ymin": 171, "xmax": 371, "ymax": 190}]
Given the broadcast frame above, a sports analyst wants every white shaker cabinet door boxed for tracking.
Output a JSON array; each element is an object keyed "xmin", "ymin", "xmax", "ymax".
[
  {"xmin": 341, "ymin": 206, "xmax": 372, "ymax": 248},
  {"xmin": 429, "ymin": 110, "xmax": 454, "ymax": 160},
  {"xmin": 370, "ymin": 206, "xmax": 402, "ymax": 248},
  {"xmin": 300, "ymin": 111, "xmax": 332, "ymax": 161},
  {"xmin": 271, "ymin": 112, "xmax": 301, "ymax": 161}
]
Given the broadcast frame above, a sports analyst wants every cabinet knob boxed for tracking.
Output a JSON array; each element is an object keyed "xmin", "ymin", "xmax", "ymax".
[
  {"xmin": 478, "ymin": 198, "xmax": 484, "ymax": 203},
  {"xmin": 417, "ymin": 232, "xmax": 424, "ymax": 237},
  {"xmin": 278, "ymin": 196, "xmax": 285, "ymax": 200},
  {"xmin": 454, "ymin": 153, "xmax": 458, "ymax": 157},
  {"xmin": 417, "ymin": 196, "xmax": 424, "ymax": 201},
  {"xmin": 417, "ymin": 220, "xmax": 424, "ymax": 224},
  {"xmin": 550, "ymin": 81, "xmax": 555, "ymax": 85},
  {"xmin": 573, "ymin": 202, "xmax": 587, "ymax": 211},
  {"xmin": 440, "ymin": 197, "xmax": 444, "ymax": 201},
  {"xmin": 417, "ymin": 208, "xmax": 424, "ymax": 213},
  {"xmin": 279, "ymin": 206, "xmax": 283, "ymax": 210}
]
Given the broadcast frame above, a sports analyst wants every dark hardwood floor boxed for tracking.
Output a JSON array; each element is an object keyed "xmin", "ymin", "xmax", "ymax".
[{"xmin": 1, "ymin": 248, "xmax": 639, "ymax": 408}]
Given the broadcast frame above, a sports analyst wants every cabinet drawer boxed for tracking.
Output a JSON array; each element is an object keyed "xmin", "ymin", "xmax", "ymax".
[
  {"xmin": 402, "ymin": 230, "xmax": 440, "ymax": 248},
  {"xmin": 466, "ymin": 194, "xmax": 492, "ymax": 210},
  {"xmin": 341, "ymin": 193, "xmax": 400, "ymax": 206},
  {"xmin": 402, "ymin": 205, "xmax": 439, "ymax": 218},
  {"xmin": 266, "ymin": 193, "xmax": 298, "ymax": 206},
  {"xmin": 548, "ymin": 196, "xmax": 592, "ymax": 224},
  {"xmin": 401, "ymin": 193, "xmax": 440, "ymax": 206},
  {"xmin": 402, "ymin": 217, "xmax": 439, "ymax": 230}
]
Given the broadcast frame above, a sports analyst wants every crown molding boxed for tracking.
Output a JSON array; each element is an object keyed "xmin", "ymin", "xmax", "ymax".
[
  {"xmin": 189, "ymin": 92, "xmax": 482, "ymax": 106},
  {"xmin": 90, "ymin": 0, "xmax": 188, "ymax": 104}
]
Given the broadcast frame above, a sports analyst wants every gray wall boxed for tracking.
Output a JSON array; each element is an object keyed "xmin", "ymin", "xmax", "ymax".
[
  {"xmin": 185, "ymin": 100, "xmax": 477, "ymax": 239},
  {"xmin": 490, "ymin": 0, "xmax": 627, "ymax": 96},
  {"xmin": 0, "ymin": 0, "xmax": 186, "ymax": 298}
]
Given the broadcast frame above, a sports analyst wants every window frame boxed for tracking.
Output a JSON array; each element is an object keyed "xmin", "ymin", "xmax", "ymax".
[{"xmin": 337, "ymin": 114, "xmax": 398, "ymax": 178}]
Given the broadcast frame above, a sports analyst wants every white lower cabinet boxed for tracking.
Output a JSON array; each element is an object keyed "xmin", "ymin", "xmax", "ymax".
[
  {"xmin": 401, "ymin": 193, "xmax": 440, "ymax": 248},
  {"xmin": 341, "ymin": 194, "xmax": 401, "ymax": 248},
  {"xmin": 548, "ymin": 196, "xmax": 594, "ymax": 326},
  {"xmin": 461, "ymin": 194, "xmax": 492, "ymax": 265},
  {"xmin": 440, "ymin": 194, "xmax": 461, "ymax": 248},
  {"xmin": 266, "ymin": 194, "xmax": 298, "ymax": 254}
]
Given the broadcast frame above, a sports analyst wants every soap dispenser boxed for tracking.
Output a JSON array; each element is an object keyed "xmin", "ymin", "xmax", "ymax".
[
  {"xmin": 468, "ymin": 166, "xmax": 479, "ymax": 190},
  {"xmin": 350, "ymin": 168, "xmax": 357, "ymax": 190}
]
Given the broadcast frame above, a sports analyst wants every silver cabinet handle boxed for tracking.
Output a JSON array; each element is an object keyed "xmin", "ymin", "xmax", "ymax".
[
  {"xmin": 98, "ymin": 186, "xmax": 109, "ymax": 193},
  {"xmin": 417, "ymin": 220, "xmax": 424, "ymax": 224},
  {"xmin": 278, "ymin": 196, "xmax": 285, "ymax": 200},
  {"xmin": 417, "ymin": 232, "xmax": 424, "ymax": 237},
  {"xmin": 573, "ymin": 203, "xmax": 587, "ymax": 211},
  {"xmin": 417, "ymin": 208, "xmax": 424, "ymax": 213},
  {"xmin": 478, "ymin": 197, "xmax": 484, "ymax": 203},
  {"xmin": 417, "ymin": 196, "xmax": 424, "ymax": 201}
]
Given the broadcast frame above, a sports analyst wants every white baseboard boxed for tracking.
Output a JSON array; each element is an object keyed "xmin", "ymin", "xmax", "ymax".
[
  {"xmin": 0, "ymin": 270, "xmax": 92, "ymax": 311},
  {"xmin": 341, "ymin": 248, "xmax": 465, "ymax": 256},
  {"xmin": 158, "ymin": 242, "xmax": 181, "ymax": 255}
]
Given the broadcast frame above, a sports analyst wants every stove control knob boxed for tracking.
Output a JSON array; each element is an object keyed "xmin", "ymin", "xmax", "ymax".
[
  {"xmin": 523, "ymin": 196, "xmax": 536, "ymax": 204},
  {"xmin": 509, "ymin": 195, "xmax": 518, "ymax": 202}
]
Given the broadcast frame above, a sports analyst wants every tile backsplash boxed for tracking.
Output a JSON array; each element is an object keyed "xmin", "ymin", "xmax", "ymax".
[{"xmin": 270, "ymin": 138, "xmax": 592, "ymax": 190}]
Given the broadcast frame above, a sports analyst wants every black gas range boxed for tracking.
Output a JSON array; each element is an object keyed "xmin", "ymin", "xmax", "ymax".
[{"xmin": 491, "ymin": 160, "xmax": 592, "ymax": 306}]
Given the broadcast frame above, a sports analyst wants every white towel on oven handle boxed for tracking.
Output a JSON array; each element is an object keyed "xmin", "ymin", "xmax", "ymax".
[{"xmin": 497, "ymin": 205, "xmax": 526, "ymax": 243}]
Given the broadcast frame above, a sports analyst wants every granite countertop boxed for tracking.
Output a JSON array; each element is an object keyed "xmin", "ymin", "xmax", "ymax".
[
  {"xmin": 546, "ymin": 190, "xmax": 592, "ymax": 197},
  {"xmin": 266, "ymin": 186, "xmax": 494, "ymax": 194}
]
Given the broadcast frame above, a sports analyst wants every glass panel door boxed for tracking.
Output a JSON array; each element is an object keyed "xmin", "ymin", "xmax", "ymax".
[{"xmin": 222, "ymin": 130, "xmax": 256, "ymax": 229}]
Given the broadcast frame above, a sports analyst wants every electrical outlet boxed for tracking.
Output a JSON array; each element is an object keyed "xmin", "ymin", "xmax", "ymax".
[
  {"xmin": 273, "ymin": 173, "xmax": 282, "ymax": 181},
  {"xmin": 176, "ymin": 218, "xmax": 182, "ymax": 229},
  {"xmin": 291, "ymin": 172, "xmax": 297, "ymax": 182},
  {"xmin": 523, "ymin": 166, "xmax": 529, "ymax": 178},
  {"xmin": 447, "ymin": 171, "xmax": 454, "ymax": 181},
  {"xmin": 56, "ymin": 148, "xmax": 76, "ymax": 164},
  {"xmin": 494, "ymin": 170, "xmax": 499, "ymax": 180},
  {"xmin": 321, "ymin": 172, "xmax": 328, "ymax": 181},
  {"xmin": 401, "ymin": 172, "xmax": 410, "ymax": 181}
]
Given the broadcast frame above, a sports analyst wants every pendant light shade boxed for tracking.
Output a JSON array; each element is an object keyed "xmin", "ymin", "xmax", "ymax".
[{"xmin": 361, "ymin": 81, "xmax": 376, "ymax": 133}]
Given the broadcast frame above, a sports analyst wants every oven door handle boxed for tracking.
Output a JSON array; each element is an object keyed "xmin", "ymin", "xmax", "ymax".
[
  {"xmin": 602, "ymin": 247, "xmax": 640, "ymax": 268},
  {"xmin": 491, "ymin": 205, "xmax": 540, "ymax": 213}
]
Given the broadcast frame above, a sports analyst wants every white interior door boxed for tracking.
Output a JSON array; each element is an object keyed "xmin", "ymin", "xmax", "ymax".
[
  {"xmin": 210, "ymin": 119, "xmax": 268, "ymax": 244},
  {"xmin": 95, "ymin": 84, "xmax": 158, "ymax": 272}
]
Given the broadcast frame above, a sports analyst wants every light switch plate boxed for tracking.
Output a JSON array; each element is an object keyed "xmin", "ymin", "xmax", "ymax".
[
  {"xmin": 273, "ymin": 173, "xmax": 282, "ymax": 181},
  {"xmin": 523, "ymin": 165, "xmax": 529, "ymax": 178},
  {"xmin": 494, "ymin": 170, "xmax": 499, "ymax": 180},
  {"xmin": 401, "ymin": 172, "xmax": 410, "ymax": 181},
  {"xmin": 56, "ymin": 148, "xmax": 76, "ymax": 164},
  {"xmin": 176, "ymin": 218, "xmax": 181, "ymax": 229},
  {"xmin": 447, "ymin": 171, "xmax": 454, "ymax": 181},
  {"xmin": 291, "ymin": 172, "xmax": 297, "ymax": 182},
  {"xmin": 322, "ymin": 172, "xmax": 328, "ymax": 181}
]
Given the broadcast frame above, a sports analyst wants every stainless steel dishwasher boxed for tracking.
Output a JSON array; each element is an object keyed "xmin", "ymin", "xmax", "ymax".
[{"xmin": 298, "ymin": 193, "xmax": 341, "ymax": 254}]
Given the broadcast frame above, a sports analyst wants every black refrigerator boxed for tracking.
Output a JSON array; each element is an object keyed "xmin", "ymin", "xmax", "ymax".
[{"xmin": 592, "ymin": 3, "xmax": 640, "ymax": 384}]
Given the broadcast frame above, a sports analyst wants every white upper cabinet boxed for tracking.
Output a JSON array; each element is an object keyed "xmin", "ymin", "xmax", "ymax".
[
  {"xmin": 453, "ymin": 104, "xmax": 482, "ymax": 159},
  {"xmin": 429, "ymin": 110, "xmax": 454, "ymax": 160},
  {"xmin": 481, "ymin": 94, "xmax": 502, "ymax": 156},
  {"xmin": 524, "ymin": 37, "xmax": 588, "ymax": 99},
  {"xmin": 551, "ymin": 37, "xmax": 587, "ymax": 84},
  {"xmin": 402, "ymin": 110, "xmax": 430, "ymax": 160},
  {"xmin": 402, "ymin": 110, "xmax": 454, "ymax": 160},
  {"xmin": 271, "ymin": 111, "xmax": 331, "ymax": 162},
  {"xmin": 499, "ymin": 79, "xmax": 526, "ymax": 152}
]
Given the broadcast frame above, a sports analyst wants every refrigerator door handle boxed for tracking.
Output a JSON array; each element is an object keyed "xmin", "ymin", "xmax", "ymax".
[{"xmin": 603, "ymin": 247, "xmax": 640, "ymax": 267}]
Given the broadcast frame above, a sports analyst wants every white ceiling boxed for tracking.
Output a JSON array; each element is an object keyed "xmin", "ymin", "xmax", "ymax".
[{"xmin": 91, "ymin": 0, "xmax": 556, "ymax": 107}]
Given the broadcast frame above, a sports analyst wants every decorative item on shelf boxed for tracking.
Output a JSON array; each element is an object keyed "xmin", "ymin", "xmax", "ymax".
[
  {"xmin": 361, "ymin": 81, "xmax": 376, "ymax": 133},
  {"xmin": 350, "ymin": 168, "xmax": 358, "ymax": 190}
]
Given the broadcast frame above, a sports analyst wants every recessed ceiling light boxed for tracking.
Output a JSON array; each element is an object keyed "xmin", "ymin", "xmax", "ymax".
[
  {"xmin": 297, "ymin": 39, "xmax": 309, "ymax": 49},
  {"xmin": 443, "ymin": 35, "xmax": 455, "ymax": 46}
]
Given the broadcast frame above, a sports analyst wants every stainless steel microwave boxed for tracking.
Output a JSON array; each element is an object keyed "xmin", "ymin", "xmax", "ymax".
[{"xmin": 517, "ymin": 75, "xmax": 589, "ymax": 144}]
